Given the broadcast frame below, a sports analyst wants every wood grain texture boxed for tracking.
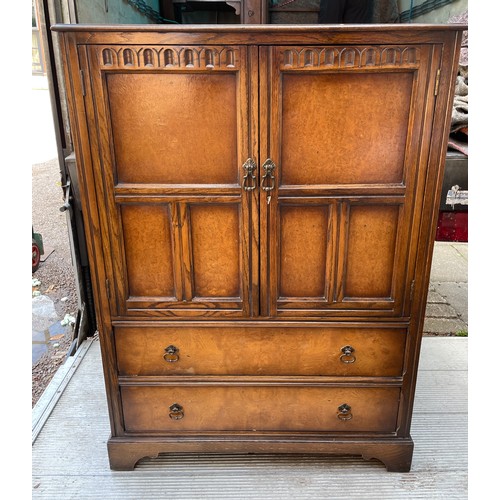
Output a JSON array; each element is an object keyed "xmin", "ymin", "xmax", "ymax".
[
  {"xmin": 344, "ymin": 204, "xmax": 400, "ymax": 298},
  {"xmin": 54, "ymin": 24, "xmax": 466, "ymax": 473},
  {"xmin": 106, "ymin": 72, "xmax": 238, "ymax": 185},
  {"xmin": 120, "ymin": 204, "xmax": 176, "ymax": 298},
  {"xmin": 190, "ymin": 203, "xmax": 241, "ymax": 298},
  {"xmin": 279, "ymin": 204, "xmax": 329, "ymax": 298},
  {"xmin": 114, "ymin": 325, "xmax": 407, "ymax": 377},
  {"xmin": 120, "ymin": 385, "xmax": 400, "ymax": 433},
  {"xmin": 280, "ymin": 71, "xmax": 413, "ymax": 186}
]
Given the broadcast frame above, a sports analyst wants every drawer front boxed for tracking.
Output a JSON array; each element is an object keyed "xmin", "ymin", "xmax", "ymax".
[
  {"xmin": 121, "ymin": 385, "xmax": 400, "ymax": 433},
  {"xmin": 115, "ymin": 325, "xmax": 407, "ymax": 377}
]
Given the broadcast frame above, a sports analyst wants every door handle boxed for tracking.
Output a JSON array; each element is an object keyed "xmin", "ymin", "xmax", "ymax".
[
  {"xmin": 242, "ymin": 158, "xmax": 257, "ymax": 191},
  {"xmin": 261, "ymin": 158, "xmax": 276, "ymax": 204}
]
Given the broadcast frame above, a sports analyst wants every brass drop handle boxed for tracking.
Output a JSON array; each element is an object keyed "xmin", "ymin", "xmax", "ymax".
[
  {"xmin": 340, "ymin": 345, "xmax": 356, "ymax": 364},
  {"xmin": 242, "ymin": 158, "xmax": 257, "ymax": 191},
  {"xmin": 163, "ymin": 345, "xmax": 179, "ymax": 363},
  {"xmin": 169, "ymin": 403, "xmax": 184, "ymax": 420},
  {"xmin": 337, "ymin": 403, "xmax": 353, "ymax": 421},
  {"xmin": 261, "ymin": 158, "xmax": 276, "ymax": 204}
]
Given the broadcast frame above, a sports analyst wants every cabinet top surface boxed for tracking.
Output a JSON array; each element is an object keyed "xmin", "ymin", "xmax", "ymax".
[
  {"xmin": 52, "ymin": 23, "xmax": 467, "ymax": 34},
  {"xmin": 52, "ymin": 23, "xmax": 467, "ymax": 46}
]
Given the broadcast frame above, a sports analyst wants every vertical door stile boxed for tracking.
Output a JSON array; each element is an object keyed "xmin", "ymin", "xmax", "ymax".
[
  {"xmin": 237, "ymin": 45, "xmax": 253, "ymax": 318},
  {"xmin": 335, "ymin": 200, "xmax": 349, "ymax": 304},
  {"xmin": 85, "ymin": 44, "xmax": 126, "ymax": 317},
  {"xmin": 249, "ymin": 45, "xmax": 261, "ymax": 317},
  {"xmin": 178, "ymin": 202, "xmax": 194, "ymax": 302},
  {"xmin": 268, "ymin": 46, "xmax": 284, "ymax": 318},
  {"xmin": 170, "ymin": 201, "xmax": 186, "ymax": 303},
  {"xmin": 258, "ymin": 45, "xmax": 271, "ymax": 317},
  {"xmin": 325, "ymin": 201, "xmax": 338, "ymax": 304}
]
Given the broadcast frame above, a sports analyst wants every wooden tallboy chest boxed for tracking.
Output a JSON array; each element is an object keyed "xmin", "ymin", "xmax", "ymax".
[{"xmin": 53, "ymin": 23, "xmax": 465, "ymax": 471}]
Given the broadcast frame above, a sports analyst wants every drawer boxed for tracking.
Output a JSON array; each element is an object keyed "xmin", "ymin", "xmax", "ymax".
[
  {"xmin": 121, "ymin": 385, "xmax": 401, "ymax": 433},
  {"xmin": 115, "ymin": 325, "xmax": 407, "ymax": 377}
]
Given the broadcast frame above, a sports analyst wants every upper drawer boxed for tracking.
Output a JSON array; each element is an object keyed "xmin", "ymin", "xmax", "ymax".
[{"xmin": 114, "ymin": 325, "xmax": 407, "ymax": 377}]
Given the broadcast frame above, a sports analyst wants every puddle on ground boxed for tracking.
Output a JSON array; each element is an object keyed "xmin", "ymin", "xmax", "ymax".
[{"xmin": 32, "ymin": 295, "xmax": 70, "ymax": 364}]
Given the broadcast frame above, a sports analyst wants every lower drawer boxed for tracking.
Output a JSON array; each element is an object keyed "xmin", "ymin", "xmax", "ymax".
[
  {"xmin": 115, "ymin": 325, "xmax": 407, "ymax": 377},
  {"xmin": 120, "ymin": 385, "xmax": 401, "ymax": 433}
]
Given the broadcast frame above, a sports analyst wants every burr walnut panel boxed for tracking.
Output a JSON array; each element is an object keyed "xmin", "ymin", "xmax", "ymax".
[
  {"xmin": 106, "ymin": 72, "xmax": 239, "ymax": 185},
  {"xmin": 279, "ymin": 204, "xmax": 329, "ymax": 298},
  {"xmin": 114, "ymin": 325, "xmax": 407, "ymax": 377},
  {"xmin": 344, "ymin": 204, "xmax": 400, "ymax": 299},
  {"xmin": 280, "ymin": 71, "xmax": 413, "ymax": 186},
  {"xmin": 120, "ymin": 204, "xmax": 177, "ymax": 299},
  {"xmin": 189, "ymin": 203, "xmax": 241, "ymax": 299},
  {"xmin": 121, "ymin": 385, "xmax": 401, "ymax": 433}
]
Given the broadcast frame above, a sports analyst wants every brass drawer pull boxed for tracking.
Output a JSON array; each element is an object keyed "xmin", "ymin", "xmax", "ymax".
[
  {"xmin": 169, "ymin": 403, "xmax": 184, "ymax": 420},
  {"xmin": 337, "ymin": 403, "xmax": 353, "ymax": 421},
  {"xmin": 340, "ymin": 345, "xmax": 356, "ymax": 364},
  {"xmin": 261, "ymin": 158, "xmax": 276, "ymax": 204},
  {"xmin": 163, "ymin": 345, "xmax": 179, "ymax": 363},
  {"xmin": 242, "ymin": 158, "xmax": 257, "ymax": 191}
]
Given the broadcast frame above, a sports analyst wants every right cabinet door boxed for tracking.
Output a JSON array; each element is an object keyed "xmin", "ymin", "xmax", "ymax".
[{"xmin": 260, "ymin": 44, "xmax": 439, "ymax": 318}]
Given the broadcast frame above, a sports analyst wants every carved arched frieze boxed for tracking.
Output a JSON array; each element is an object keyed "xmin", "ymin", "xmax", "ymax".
[
  {"xmin": 97, "ymin": 46, "xmax": 240, "ymax": 70},
  {"xmin": 279, "ymin": 45, "xmax": 421, "ymax": 70}
]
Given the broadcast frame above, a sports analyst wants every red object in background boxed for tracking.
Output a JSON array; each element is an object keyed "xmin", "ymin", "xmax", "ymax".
[{"xmin": 436, "ymin": 211, "xmax": 468, "ymax": 242}]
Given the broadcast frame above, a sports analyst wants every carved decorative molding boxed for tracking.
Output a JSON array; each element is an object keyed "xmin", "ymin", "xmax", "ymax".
[
  {"xmin": 98, "ymin": 46, "xmax": 239, "ymax": 70},
  {"xmin": 279, "ymin": 46, "xmax": 421, "ymax": 69}
]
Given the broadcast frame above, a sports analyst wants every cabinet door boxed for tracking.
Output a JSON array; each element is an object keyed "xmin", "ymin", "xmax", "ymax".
[
  {"xmin": 86, "ymin": 45, "xmax": 258, "ymax": 318},
  {"xmin": 260, "ymin": 44, "xmax": 437, "ymax": 318}
]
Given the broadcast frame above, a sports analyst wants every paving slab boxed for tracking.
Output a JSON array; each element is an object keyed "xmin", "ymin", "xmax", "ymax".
[
  {"xmin": 425, "ymin": 303, "xmax": 459, "ymax": 318},
  {"xmin": 426, "ymin": 290, "xmax": 448, "ymax": 304},
  {"xmin": 426, "ymin": 242, "xmax": 468, "ymax": 334},
  {"xmin": 429, "ymin": 242, "xmax": 468, "ymax": 283},
  {"xmin": 432, "ymin": 282, "xmax": 468, "ymax": 323},
  {"xmin": 423, "ymin": 317, "xmax": 467, "ymax": 335}
]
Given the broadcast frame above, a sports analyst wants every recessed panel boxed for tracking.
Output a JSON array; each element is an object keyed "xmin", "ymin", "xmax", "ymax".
[
  {"xmin": 107, "ymin": 73, "xmax": 238, "ymax": 184},
  {"xmin": 345, "ymin": 204, "xmax": 399, "ymax": 298},
  {"xmin": 190, "ymin": 204, "xmax": 241, "ymax": 298},
  {"xmin": 121, "ymin": 204, "xmax": 175, "ymax": 298},
  {"xmin": 279, "ymin": 205, "xmax": 329, "ymax": 298},
  {"xmin": 281, "ymin": 72, "xmax": 413, "ymax": 185}
]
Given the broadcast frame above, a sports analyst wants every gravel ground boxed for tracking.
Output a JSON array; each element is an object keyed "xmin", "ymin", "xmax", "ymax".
[{"xmin": 32, "ymin": 157, "xmax": 79, "ymax": 407}]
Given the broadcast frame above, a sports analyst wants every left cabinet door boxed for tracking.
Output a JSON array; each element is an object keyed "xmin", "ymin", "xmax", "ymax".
[{"xmin": 85, "ymin": 44, "xmax": 258, "ymax": 318}]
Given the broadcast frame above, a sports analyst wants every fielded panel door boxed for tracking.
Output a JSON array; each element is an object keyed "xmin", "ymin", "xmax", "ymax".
[
  {"xmin": 86, "ymin": 44, "xmax": 259, "ymax": 318},
  {"xmin": 259, "ymin": 44, "xmax": 438, "ymax": 318}
]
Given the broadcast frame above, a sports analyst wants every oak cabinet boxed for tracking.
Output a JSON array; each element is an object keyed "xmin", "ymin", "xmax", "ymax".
[{"xmin": 54, "ymin": 23, "xmax": 465, "ymax": 471}]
